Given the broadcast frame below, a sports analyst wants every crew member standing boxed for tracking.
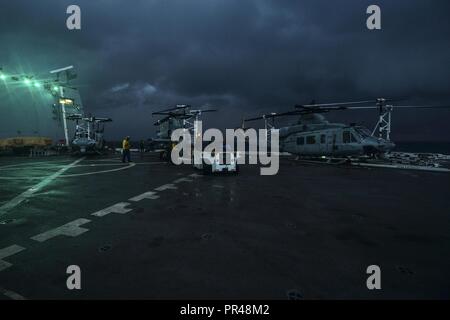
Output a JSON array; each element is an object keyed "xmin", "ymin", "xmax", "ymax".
[
  {"xmin": 139, "ymin": 139, "xmax": 145, "ymax": 157},
  {"xmin": 122, "ymin": 136, "xmax": 131, "ymax": 163}
]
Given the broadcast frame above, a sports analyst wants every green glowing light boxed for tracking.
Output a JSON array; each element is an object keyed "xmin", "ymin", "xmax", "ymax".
[
  {"xmin": 0, "ymin": 74, "xmax": 6, "ymax": 80},
  {"xmin": 24, "ymin": 78, "xmax": 31, "ymax": 85},
  {"xmin": 53, "ymin": 86, "xmax": 59, "ymax": 91},
  {"xmin": 34, "ymin": 82, "xmax": 41, "ymax": 88}
]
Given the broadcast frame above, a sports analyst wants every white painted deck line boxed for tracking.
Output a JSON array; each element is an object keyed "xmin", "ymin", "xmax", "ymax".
[{"xmin": 0, "ymin": 158, "xmax": 85, "ymax": 217}]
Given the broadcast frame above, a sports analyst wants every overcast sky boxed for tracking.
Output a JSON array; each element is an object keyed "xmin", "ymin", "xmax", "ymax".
[{"xmin": 1, "ymin": 0, "xmax": 450, "ymax": 141}]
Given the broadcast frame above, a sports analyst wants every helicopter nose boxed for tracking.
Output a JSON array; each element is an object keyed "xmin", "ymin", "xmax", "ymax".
[
  {"xmin": 363, "ymin": 145, "xmax": 380, "ymax": 155},
  {"xmin": 378, "ymin": 140, "xmax": 396, "ymax": 152},
  {"xmin": 362, "ymin": 138, "xmax": 395, "ymax": 154}
]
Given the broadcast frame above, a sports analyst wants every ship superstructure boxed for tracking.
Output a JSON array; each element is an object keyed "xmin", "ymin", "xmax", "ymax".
[{"xmin": 0, "ymin": 66, "xmax": 83, "ymax": 151}]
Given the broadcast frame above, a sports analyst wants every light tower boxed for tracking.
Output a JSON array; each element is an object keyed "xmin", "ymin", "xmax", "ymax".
[{"xmin": 49, "ymin": 65, "xmax": 75, "ymax": 147}]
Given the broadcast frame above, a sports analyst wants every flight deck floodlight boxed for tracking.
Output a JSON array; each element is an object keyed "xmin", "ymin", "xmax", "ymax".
[{"xmin": 59, "ymin": 98, "xmax": 74, "ymax": 105}]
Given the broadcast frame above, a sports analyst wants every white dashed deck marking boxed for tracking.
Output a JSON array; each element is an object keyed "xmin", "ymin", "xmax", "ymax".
[
  {"xmin": 155, "ymin": 184, "xmax": 178, "ymax": 191},
  {"xmin": 0, "ymin": 158, "xmax": 85, "ymax": 216},
  {"xmin": 0, "ymin": 163, "xmax": 203, "ymax": 293},
  {"xmin": 129, "ymin": 192, "xmax": 160, "ymax": 202},
  {"xmin": 0, "ymin": 245, "xmax": 26, "ymax": 272},
  {"xmin": 173, "ymin": 177, "xmax": 193, "ymax": 183},
  {"xmin": 91, "ymin": 202, "xmax": 133, "ymax": 217},
  {"xmin": 0, "ymin": 286, "xmax": 26, "ymax": 300},
  {"xmin": 30, "ymin": 218, "xmax": 91, "ymax": 242}
]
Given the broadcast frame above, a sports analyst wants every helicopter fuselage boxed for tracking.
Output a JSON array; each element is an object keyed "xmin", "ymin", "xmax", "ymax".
[
  {"xmin": 279, "ymin": 123, "xmax": 395, "ymax": 157},
  {"xmin": 71, "ymin": 122, "xmax": 106, "ymax": 153}
]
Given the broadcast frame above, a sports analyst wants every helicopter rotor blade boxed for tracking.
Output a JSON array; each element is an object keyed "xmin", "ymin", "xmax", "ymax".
[
  {"xmin": 244, "ymin": 101, "xmax": 450, "ymax": 124},
  {"xmin": 342, "ymin": 105, "xmax": 450, "ymax": 110},
  {"xmin": 244, "ymin": 110, "xmax": 303, "ymax": 122},
  {"xmin": 152, "ymin": 111, "xmax": 176, "ymax": 116},
  {"xmin": 94, "ymin": 117, "xmax": 113, "ymax": 122},
  {"xmin": 296, "ymin": 100, "xmax": 375, "ymax": 108},
  {"xmin": 152, "ymin": 104, "xmax": 190, "ymax": 115},
  {"xmin": 389, "ymin": 105, "xmax": 450, "ymax": 109},
  {"xmin": 295, "ymin": 98, "xmax": 402, "ymax": 108},
  {"xmin": 244, "ymin": 116, "xmax": 265, "ymax": 122},
  {"xmin": 188, "ymin": 109, "xmax": 218, "ymax": 116}
]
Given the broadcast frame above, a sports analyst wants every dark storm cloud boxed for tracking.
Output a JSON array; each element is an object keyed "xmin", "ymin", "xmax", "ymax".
[{"xmin": 1, "ymin": 0, "xmax": 449, "ymax": 140}]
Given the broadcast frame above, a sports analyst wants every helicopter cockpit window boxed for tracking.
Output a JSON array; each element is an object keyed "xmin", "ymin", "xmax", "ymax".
[
  {"xmin": 297, "ymin": 137, "xmax": 304, "ymax": 145},
  {"xmin": 320, "ymin": 134, "xmax": 326, "ymax": 144},
  {"xmin": 306, "ymin": 136, "xmax": 316, "ymax": 144},
  {"xmin": 297, "ymin": 137, "xmax": 305, "ymax": 146},
  {"xmin": 344, "ymin": 130, "xmax": 358, "ymax": 143},
  {"xmin": 343, "ymin": 131, "xmax": 351, "ymax": 143},
  {"xmin": 355, "ymin": 127, "xmax": 372, "ymax": 138}
]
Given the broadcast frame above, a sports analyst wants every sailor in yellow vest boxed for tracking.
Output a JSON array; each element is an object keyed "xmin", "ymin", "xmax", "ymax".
[{"xmin": 122, "ymin": 136, "xmax": 132, "ymax": 163}]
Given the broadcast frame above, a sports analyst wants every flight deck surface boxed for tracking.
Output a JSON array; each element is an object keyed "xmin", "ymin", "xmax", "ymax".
[{"xmin": 0, "ymin": 154, "xmax": 449, "ymax": 299}]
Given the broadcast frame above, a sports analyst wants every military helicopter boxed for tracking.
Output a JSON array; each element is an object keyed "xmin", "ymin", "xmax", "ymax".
[
  {"xmin": 244, "ymin": 98, "xmax": 450, "ymax": 158},
  {"xmin": 66, "ymin": 114, "xmax": 112, "ymax": 154},
  {"xmin": 150, "ymin": 104, "xmax": 217, "ymax": 160}
]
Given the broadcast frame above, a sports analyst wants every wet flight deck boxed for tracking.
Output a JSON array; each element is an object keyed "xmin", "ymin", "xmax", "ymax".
[{"xmin": 0, "ymin": 153, "xmax": 449, "ymax": 299}]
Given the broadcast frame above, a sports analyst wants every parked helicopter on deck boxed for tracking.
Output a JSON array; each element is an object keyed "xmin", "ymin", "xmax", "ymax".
[
  {"xmin": 244, "ymin": 98, "xmax": 450, "ymax": 158},
  {"xmin": 149, "ymin": 104, "xmax": 217, "ymax": 160},
  {"xmin": 66, "ymin": 114, "xmax": 112, "ymax": 154}
]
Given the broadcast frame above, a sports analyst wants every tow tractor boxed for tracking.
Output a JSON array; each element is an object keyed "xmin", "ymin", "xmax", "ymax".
[{"xmin": 193, "ymin": 144, "xmax": 239, "ymax": 174}]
